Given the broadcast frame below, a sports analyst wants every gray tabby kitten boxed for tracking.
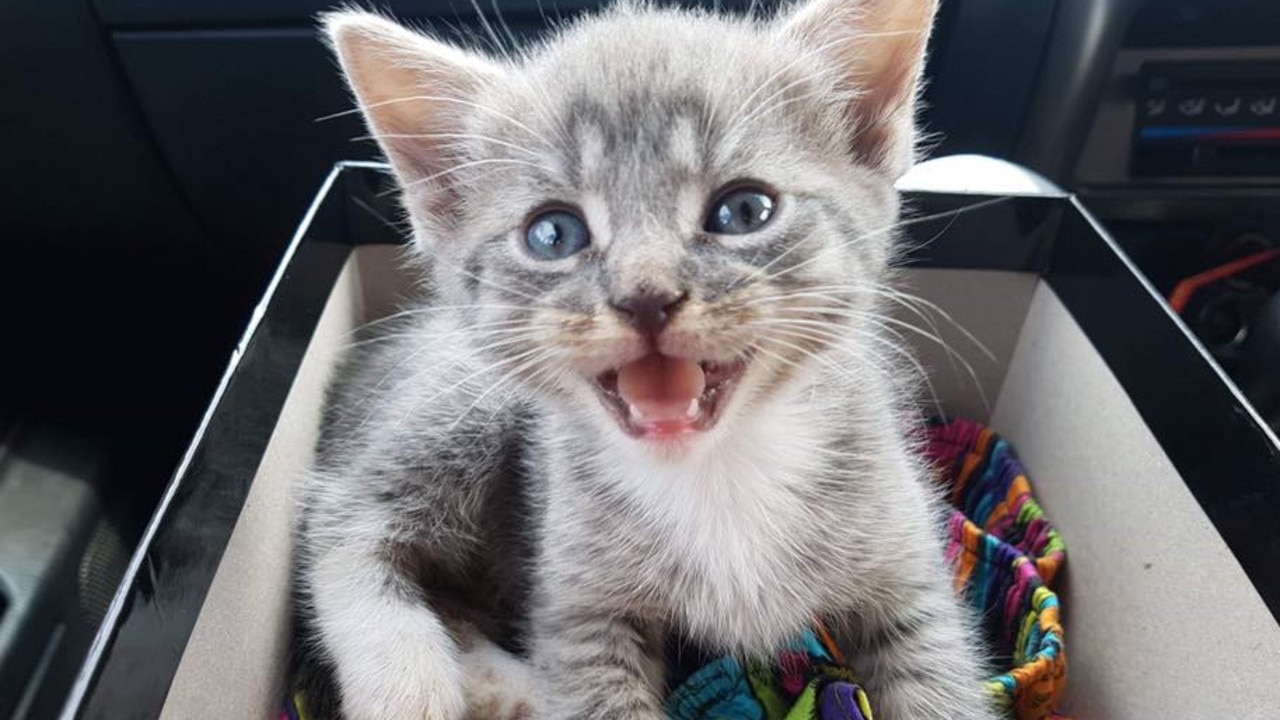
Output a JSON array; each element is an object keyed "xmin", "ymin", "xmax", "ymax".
[{"xmin": 297, "ymin": 0, "xmax": 996, "ymax": 718}]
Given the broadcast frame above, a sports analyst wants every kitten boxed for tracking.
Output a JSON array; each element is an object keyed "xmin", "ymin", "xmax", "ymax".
[{"xmin": 296, "ymin": 1, "xmax": 996, "ymax": 718}]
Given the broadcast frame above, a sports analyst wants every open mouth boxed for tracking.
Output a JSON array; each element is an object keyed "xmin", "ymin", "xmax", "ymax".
[{"xmin": 594, "ymin": 354, "xmax": 746, "ymax": 439}]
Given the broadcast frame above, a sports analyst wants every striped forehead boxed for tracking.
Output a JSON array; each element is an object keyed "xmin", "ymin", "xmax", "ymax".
[
  {"xmin": 564, "ymin": 95, "xmax": 708, "ymax": 188},
  {"xmin": 543, "ymin": 95, "xmax": 709, "ymax": 249}
]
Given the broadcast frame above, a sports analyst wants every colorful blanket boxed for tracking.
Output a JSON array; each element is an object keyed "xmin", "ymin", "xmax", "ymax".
[
  {"xmin": 927, "ymin": 418, "xmax": 1068, "ymax": 720},
  {"xmin": 286, "ymin": 418, "xmax": 1067, "ymax": 719},
  {"xmin": 665, "ymin": 626, "xmax": 872, "ymax": 720}
]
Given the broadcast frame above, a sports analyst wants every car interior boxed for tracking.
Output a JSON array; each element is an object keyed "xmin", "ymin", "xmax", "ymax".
[{"xmin": 1, "ymin": 0, "xmax": 1278, "ymax": 716}]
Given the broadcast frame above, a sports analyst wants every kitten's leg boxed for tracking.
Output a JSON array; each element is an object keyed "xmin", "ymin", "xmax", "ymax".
[
  {"xmin": 847, "ymin": 583, "xmax": 997, "ymax": 720},
  {"xmin": 532, "ymin": 603, "xmax": 666, "ymax": 720},
  {"xmin": 308, "ymin": 540, "xmax": 466, "ymax": 720}
]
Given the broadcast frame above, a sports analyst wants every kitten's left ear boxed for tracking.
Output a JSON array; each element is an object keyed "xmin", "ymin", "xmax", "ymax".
[
  {"xmin": 323, "ymin": 11, "xmax": 503, "ymax": 224},
  {"xmin": 780, "ymin": 0, "xmax": 939, "ymax": 178}
]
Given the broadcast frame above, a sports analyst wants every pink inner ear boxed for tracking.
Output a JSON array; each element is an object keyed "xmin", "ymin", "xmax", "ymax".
[
  {"xmin": 783, "ymin": 0, "xmax": 938, "ymax": 174},
  {"xmin": 327, "ymin": 11, "xmax": 502, "ymax": 216}
]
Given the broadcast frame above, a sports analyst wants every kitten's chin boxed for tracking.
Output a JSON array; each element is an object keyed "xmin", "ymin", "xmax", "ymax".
[{"xmin": 592, "ymin": 354, "xmax": 746, "ymax": 442}]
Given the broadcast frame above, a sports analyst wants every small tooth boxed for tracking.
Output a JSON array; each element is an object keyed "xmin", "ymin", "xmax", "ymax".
[
  {"xmin": 629, "ymin": 403, "xmax": 645, "ymax": 421},
  {"xmin": 685, "ymin": 399, "xmax": 700, "ymax": 418}
]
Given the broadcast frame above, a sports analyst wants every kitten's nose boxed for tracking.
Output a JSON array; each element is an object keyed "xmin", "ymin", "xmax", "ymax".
[{"xmin": 611, "ymin": 290, "xmax": 687, "ymax": 334}]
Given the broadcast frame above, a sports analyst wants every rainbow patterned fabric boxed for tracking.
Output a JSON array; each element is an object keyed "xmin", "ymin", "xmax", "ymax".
[
  {"xmin": 665, "ymin": 626, "xmax": 874, "ymax": 720},
  {"xmin": 925, "ymin": 417, "xmax": 1068, "ymax": 719},
  {"xmin": 284, "ymin": 418, "xmax": 1067, "ymax": 720}
]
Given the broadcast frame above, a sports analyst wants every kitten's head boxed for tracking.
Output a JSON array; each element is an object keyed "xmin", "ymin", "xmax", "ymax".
[{"xmin": 326, "ymin": 0, "xmax": 937, "ymax": 455}]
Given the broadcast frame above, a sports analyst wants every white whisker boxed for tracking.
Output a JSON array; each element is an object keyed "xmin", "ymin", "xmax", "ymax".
[
  {"xmin": 739, "ymin": 197, "xmax": 1011, "ymax": 291},
  {"xmin": 444, "ymin": 347, "xmax": 559, "ymax": 431},
  {"xmin": 341, "ymin": 319, "xmax": 547, "ymax": 351},
  {"xmin": 749, "ymin": 299, "xmax": 991, "ymax": 409},
  {"xmin": 385, "ymin": 343, "xmax": 553, "ymax": 433},
  {"xmin": 394, "ymin": 157, "xmax": 552, "ymax": 194},
  {"xmin": 355, "ymin": 132, "xmax": 547, "ymax": 160},
  {"xmin": 318, "ymin": 94, "xmax": 554, "ymax": 149},
  {"xmin": 756, "ymin": 319, "xmax": 943, "ymax": 412}
]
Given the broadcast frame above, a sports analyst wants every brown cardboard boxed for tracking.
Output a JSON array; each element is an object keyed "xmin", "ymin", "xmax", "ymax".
[
  {"xmin": 991, "ymin": 285, "xmax": 1280, "ymax": 717},
  {"xmin": 894, "ymin": 268, "xmax": 1039, "ymax": 422}
]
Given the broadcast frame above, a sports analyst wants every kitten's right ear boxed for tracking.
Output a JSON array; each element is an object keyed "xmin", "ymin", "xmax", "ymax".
[
  {"xmin": 323, "ymin": 11, "xmax": 501, "ymax": 213},
  {"xmin": 780, "ymin": 0, "xmax": 939, "ymax": 178}
]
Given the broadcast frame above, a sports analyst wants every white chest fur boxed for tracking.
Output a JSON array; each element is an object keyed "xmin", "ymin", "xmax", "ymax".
[{"xmin": 597, "ymin": 396, "xmax": 835, "ymax": 652}]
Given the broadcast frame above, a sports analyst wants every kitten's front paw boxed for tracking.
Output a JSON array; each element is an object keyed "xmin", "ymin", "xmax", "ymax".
[
  {"xmin": 336, "ymin": 643, "xmax": 466, "ymax": 720},
  {"xmin": 460, "ymin": 637, "xmax": 541, "ymax": 720}
]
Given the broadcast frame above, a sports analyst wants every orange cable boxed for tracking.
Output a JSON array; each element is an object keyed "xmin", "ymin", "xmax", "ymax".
[{"xmin": 1168, "ymin": 247, "xmax": 1280, "ymax": 314}]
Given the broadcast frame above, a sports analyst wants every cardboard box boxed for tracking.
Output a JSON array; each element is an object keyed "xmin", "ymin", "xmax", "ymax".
[{"xmin": 63, "ymin": 162, "xmax": 1280, "ymax": 719}]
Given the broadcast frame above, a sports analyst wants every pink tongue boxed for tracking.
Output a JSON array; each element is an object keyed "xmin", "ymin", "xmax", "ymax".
[{"xmin": 616, "ymin": 354, "xmax": 706, "ymax": 422}]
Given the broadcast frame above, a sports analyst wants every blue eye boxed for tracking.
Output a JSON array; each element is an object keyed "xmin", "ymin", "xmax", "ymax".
[
  {"xmin": 525, "ymin": 209, "xmax": 590, "ymax": 260},
  {"xmin": 705, "ymin": 186, "xmax": 776, "ymax": 235}
]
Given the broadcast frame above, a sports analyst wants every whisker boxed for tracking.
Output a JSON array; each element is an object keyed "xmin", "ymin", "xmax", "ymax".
[
  {"xmin": 455, "ymin": 265, "xmax": 546, "ymax": 302},
  {"xmin": 739, "ymin": 197, "xmax": 1011, "ymax": 291},
  {"xmin": 769, "ymin": 284, "xmax": 998, "ymax": 381},
  {"xmin": 340, "ymin": 303, "xmax": 558, "ymax": 338},
  {"xmin": 720, "ymin": 64, "xmax": 843, "ymax": 143},
  {"xmin": 388, "ymin": 157, "xmax": 552, "ymax": 196},
  {"xmin": 348, "ymin": 194, "xmax": 411, "ymax": 237},
  {"xmin": 749, "ymin": 341, "xmax": 815, "ymax": 377},
  {"xmin": 470, "ymin": 0, "xmax": 574, "ymax": 153},
  {"xmin": 756, "ymin": 332, "xmax": 886, "ymax": 389},
  {"xmin": 732, "ymin": 287, "xmax": 858, "ymax": 310},
  {"xmin": 444, "ymin": 346, "xmax": 559, "ymax": 431},
  {"xmin": 752, "ymin": 301, "xmax": 991, "ymax": 406},
  {"xmin": 353, "ymin": 132, "xmax": 546, "ymax": 160},
  {"xmin": 466, "ymin": 0, "xmax": 516, "ymax": 58},
  {"xmin": 384, "ymin": 342, "xmax": 553, "ymax": 433},
  {"xmin": 356, "ymin": 326, "xmax": 551, "ymax": 421},
  {"xmin": 846, "ymin": 311, "xmax": 990, "ymax": 413},
  {"xmin": 319, "ymin": 94, "xmax": 554, "ymax": 148},
  {"xmin": 729, "ymin": 284, "xmax": 996, "ymax": 364},
  {"xmin": 718, "ymin": 32, "xmax": 861, "ymax": 147},
  {"xmin": 751, "ymin": 321, "xmax": 893, "ymax": 377},
  {"xmin": 865, "ymin": 284, "xmax": 997, "ymax": 362},
  {"xmin": 341, "ymin": 319, "xmax": 550, "ymax": 351},
  {"xmin": 758, "ymin": 322, "xmax": 943, "ymax": 412}
]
